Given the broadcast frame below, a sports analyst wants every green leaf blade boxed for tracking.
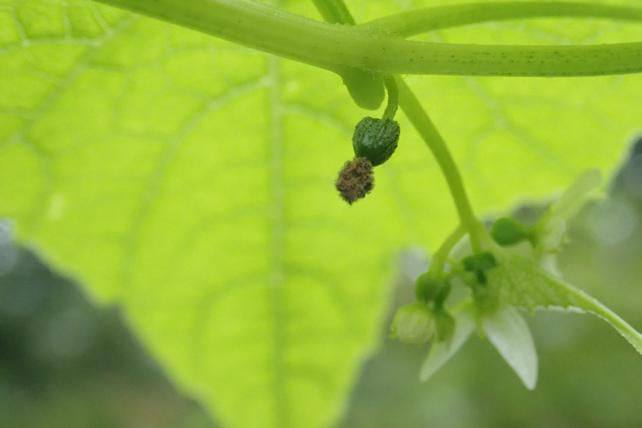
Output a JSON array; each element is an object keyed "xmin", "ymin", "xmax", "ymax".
[{"xmin": 2, "ymin": 0, "xmax": 642, "ymax": 426}]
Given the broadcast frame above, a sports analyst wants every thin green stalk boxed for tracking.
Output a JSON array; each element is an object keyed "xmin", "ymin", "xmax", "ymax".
[
  {"xmin": 429, "ymin": 225, "xmax": 466, "ymax": 275},
  {"xmin": 95, "ymin": 0, "xmax": 642, "ymax": 77},
  {"xmin": 395, "ymin": 78, "xmax": 483, "ymax": 252},
  {"xmin": 362, "ymin": 1, "xmax": 642, "ymax": 37},
  {"xmin": 382, "ymin": 77, "xmax": 399, "ymax": 120}
]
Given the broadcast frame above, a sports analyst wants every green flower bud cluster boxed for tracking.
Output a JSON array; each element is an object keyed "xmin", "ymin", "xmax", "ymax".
[{"xmin": 388, "ymin": 272, "xmax": 457, "ymax": 346}]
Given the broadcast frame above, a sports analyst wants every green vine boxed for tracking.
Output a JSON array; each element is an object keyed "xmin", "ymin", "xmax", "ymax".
[
  {"xmin": 96, "ymin": 0, "xmax": 642, "ymax": 77},
  {"xmin": 363, "ymin": 1, "xmax": 642, "ymax": 36}
]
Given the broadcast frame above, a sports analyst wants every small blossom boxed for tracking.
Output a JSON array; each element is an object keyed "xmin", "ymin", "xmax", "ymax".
[
  {"xmin": 420, "ymin": 302, "xmax": 537, "ymax": 389},
  {"xmin": 391, "ymin": 303, "xmax": 435, "ymax": 345},
  {"xmin": 409, "ymin": 169, "xmax": 641, "ymax": 390}
]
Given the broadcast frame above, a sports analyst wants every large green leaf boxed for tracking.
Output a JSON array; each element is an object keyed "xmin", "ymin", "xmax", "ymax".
[{"xmin": 1, "ymin": 1, "xmax": 641, "ymax": 427}]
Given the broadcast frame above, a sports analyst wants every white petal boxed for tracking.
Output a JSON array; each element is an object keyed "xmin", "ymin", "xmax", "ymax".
[
  {"xmin": 483, "ymin": 307, "xmax": 538, "ymax": 390},
  {"xmin": 450, "ymin": 235, "xmax": 472, "ymax": 260},
  {"xmin": 420, "ymin": 304, "xmax": 475, "ymax": 382},
  {"xmin": 551, "ymin": 169, "xmax": 601, "ymax": 220}
]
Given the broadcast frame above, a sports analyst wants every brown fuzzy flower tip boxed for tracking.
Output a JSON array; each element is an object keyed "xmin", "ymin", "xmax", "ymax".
[{"xmin": 335, "ymin": 157, "xmax": 374, "ymax": 204}]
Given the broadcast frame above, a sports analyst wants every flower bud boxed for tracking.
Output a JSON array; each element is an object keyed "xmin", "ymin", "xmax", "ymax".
[
  {"xmin": 391, "ymin": 303, "xmax": 435, "ymax": 345},
  {"xmin": 491, "ymin": 217, "xmax": 531, "ymax": 246},
  {"xmin": 415, "ymin": 272, "xmax": 443, "ymax": 303}
]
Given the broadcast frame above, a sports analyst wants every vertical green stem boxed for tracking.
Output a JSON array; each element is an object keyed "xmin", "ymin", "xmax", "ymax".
[{"xmin": 396, "ymin": 78, "xmax": 483, "ymax": 253}]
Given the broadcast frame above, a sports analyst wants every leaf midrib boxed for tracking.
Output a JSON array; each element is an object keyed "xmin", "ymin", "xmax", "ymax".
[{"xmin": 268, "ymin": 54, "xmax": 290, "ymax": 428}]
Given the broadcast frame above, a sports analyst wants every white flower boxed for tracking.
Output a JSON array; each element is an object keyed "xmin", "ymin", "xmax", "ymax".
[
  {"xmin": 411, "ymin": 169, "xmax": 642, "ymax": 390},
  {"xmin": 420, "ymin": 302, "xmax": 538, "ymax": 390}
]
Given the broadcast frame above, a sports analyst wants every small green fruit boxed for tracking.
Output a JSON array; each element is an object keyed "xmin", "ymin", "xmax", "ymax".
[
  {"xmin": 491, "ymin": 217, "xmax": 531, "ymax": 246},
  {"xmin": 415, "ymin": 272, "xmax": 443, "ymax": 303},
  {"xmin": 391, "ymin": 303, "xmax": 435, "ymax": 345},
  {"xmin": 352, "ymin": 117, "xmax": 400, "ymax": 166}
]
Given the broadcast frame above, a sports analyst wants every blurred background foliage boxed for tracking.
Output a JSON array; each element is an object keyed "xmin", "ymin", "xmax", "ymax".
[{"xmin": 1, "ymin": 139, "xmax": 641, "ymax": 428}]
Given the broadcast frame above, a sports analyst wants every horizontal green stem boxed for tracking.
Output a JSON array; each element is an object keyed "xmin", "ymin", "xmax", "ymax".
[
  {"xmin": 95, "ymin": 0, "xmax": 642, "ymax": 76},
  {"xmin": 362, "ymin": 1, "xmax": 642, "ymax": 37},
  {"xmin": 379, "ymin": 41, "xmax": 642, "ymax": 76}
]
